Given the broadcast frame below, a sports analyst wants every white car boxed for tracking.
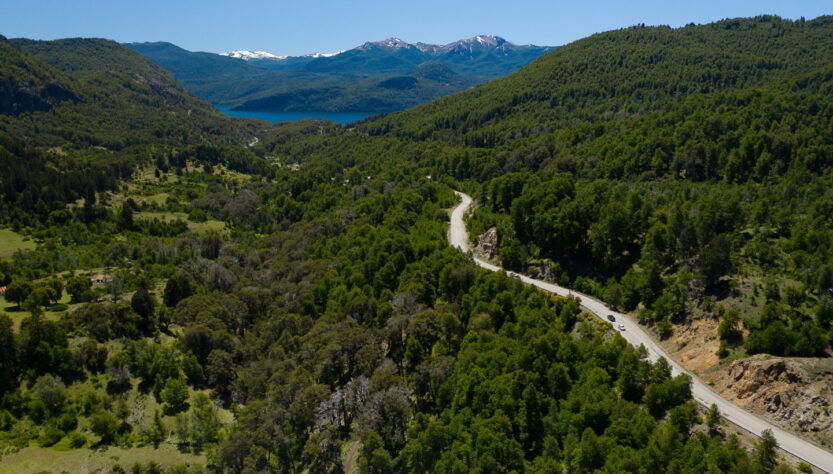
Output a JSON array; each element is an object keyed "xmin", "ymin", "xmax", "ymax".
[{"xmin": 617, "ymin": 324, "xmax": 626, "ymax": 331}]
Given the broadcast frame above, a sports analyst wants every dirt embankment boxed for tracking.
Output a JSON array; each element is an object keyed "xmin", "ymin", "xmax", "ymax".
[
  {"xmin": 708, "ymin": 356, "xmax": 833, "ymax": 446},
  {"xmin": 662, "ymin": 317, "xmax": 722, "ymax": 374},
  {"xmin": 663, "ymin": 317, "xmax": 833, "ymax": 448}
]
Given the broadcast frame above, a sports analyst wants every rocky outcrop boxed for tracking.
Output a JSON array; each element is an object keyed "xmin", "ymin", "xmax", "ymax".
[
  {"xmin": 715, "ymin": 356, "xmax": 833, "ymax": 436},
  {"xmin": 475, "ymin": 227, "xmax": 499, "ymax": 261},
  {"xmin": 133, "ymin": 71, "xmax": 181, "ymax": 100}
]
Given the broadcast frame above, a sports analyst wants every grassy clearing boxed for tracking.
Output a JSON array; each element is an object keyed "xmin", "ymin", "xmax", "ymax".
[
  {"xmin": 110, "ymin": 192, "xmax": 172, "ymax": 207},
  {"xmin": 0, "ymin": 292, "xmax": 81, "ymax": 332},
  {"xmin": 1, "ymin": 366, "xmax": 231, "ymax": 473},
  {"xmin": 0, "ymin": 229, "xmax": 37, "ymax": 258},
  {"xmin": 0, "ymin": 443, "xmax": 206, "ymax": 473},
  {"xmin": 135, "ymin": 212, "xmax": 226, "ymax": 234}
]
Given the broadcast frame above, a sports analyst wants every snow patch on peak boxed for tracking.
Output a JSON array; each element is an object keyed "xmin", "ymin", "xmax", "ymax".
[
  {"xmin": 305, "ymin": 50, "xmax": 345, "ymax": 58},
  {"xmin": 361, "ymin": 37, "xmax": 416, "ymax": 49},
  {"xmin": 221, "ymin": 50, "xmax": 287, "ymax": 60},
  {"xmin": 384, "ymin": 38, "xmax": 408, "ymax": 47},
  {"xmin": 475, "ymin": 35, "xmax": 495, "ymax": 45},
  {"xmin": 463, "ymin": 35, "xmax": 510, "ymax": 47},
  {"xmin": 437, "ymin": 35, "xmax": 514, "ymax": 54}
]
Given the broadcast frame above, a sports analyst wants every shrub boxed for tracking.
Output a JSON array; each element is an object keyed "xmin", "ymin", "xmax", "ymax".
[
  {"xmin": 188, "ymin": 208, "xmax": 208, "ymax": 222},
  {"xmin": 161, "ymin": 378, "xmax": 190, "ymax": 414},
  {"xmin": 56, "ymin": 411, "xmax": 78, "ymax": 431},
  {"xmin": 717, "ymin": 340, "xmax": 729, "ymax": 358},
  {"xmin": 68, "ymin": 431, "xmax": 87, "ymax": 448},
  {"xmin": 657, "ymin": 318, "xmax": 673, "ymax": 339},
  {"xmin": 38, "ymin": 426, "xmax": 64, "ymax": 447},
  {"xmin": 89, "ymin": 411, "xmax": 120, "ymax": 444}
]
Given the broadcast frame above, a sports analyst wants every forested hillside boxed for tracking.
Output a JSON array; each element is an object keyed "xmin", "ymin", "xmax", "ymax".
[
  {"xmin": 358, "ymin": 15, "xmax": 833, "ymax": 359},
  {"xmin": 0, "ymin": 38, "xmax": 271, "ymax": 225},
  {"xmin": 0, "ymin": 15, "xmax": 830, "ymax": 473},
  {"xmin": 126, "ymin": 42, "xmax": 348, "ymax": 107},
  {"xmin": 7, "ymin": 38, "xmax": 266, "ymax": 148}
]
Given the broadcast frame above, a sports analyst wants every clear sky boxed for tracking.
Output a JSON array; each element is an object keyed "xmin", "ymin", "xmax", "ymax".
[{"xmin": 0, "ymin": 0, "xmax": 829, "ymax": 56}]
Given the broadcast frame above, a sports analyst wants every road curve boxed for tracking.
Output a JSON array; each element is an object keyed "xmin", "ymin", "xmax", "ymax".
[{"xmin": 449, "ymin": 191, "xmax": 833, "ymax": 473}]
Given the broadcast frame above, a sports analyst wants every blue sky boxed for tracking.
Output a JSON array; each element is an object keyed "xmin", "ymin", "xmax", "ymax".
[{"xmin": 0, "ymin": 0, "xmax": 829, "ymax": 55}]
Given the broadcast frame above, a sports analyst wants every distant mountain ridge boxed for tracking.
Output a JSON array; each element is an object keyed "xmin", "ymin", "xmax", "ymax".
[
  {"xmin": 221, "ymin": 35, "xmax": 553, "ymax": 77},
  {"xmin": 224, "ymin": 35, "xmax": 531, "ymax": 58},
  {"xmin": 129, "ymin": 35, "xmax": 554, "ymax": 113}
]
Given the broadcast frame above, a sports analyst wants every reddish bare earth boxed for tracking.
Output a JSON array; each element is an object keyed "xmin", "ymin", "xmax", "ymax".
[{"xmin": 659, "ymin": 316, "xmax": 833, "ymax": 450}]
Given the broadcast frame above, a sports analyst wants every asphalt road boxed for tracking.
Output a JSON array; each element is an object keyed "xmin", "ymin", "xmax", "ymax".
[{"xmin": 449, "ymin": 191, "xmax": 833, "ymax": 473}]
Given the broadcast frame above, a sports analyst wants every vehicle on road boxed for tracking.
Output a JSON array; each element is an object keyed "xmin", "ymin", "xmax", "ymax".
[
  {"xmin": 617, "ymin": 324, "xmax": 625, "ymax": 331},
  {"xmin": 607, "ymin": 314, "xmax": 616, "ymax": 322}
]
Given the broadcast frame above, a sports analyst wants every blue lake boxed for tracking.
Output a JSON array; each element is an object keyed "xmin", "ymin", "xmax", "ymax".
[{"xmin": 214, "ymin": 105, "xmax": 373, "ymax": 124}]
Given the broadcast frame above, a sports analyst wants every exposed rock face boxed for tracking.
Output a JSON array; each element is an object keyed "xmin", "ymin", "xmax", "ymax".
[
  {"xmin": 133, "ymin": 72, "xmax": 181, "ymax": 100},
  {"xmin": 475, "ymin": 227, "xmax": 499, "ymax": 261},
  {"xmin": 714, "ymin": 356, "xmax": 833, "ymax": 437},
  {"xmin": 535, "ymin": 261, "xmax": 561, "ymax": 283}
]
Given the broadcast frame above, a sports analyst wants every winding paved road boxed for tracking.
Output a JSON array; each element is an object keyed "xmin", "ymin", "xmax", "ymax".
[{"xmin": 449, "ymin": 191, "xmax": 833, "ymax": 473}]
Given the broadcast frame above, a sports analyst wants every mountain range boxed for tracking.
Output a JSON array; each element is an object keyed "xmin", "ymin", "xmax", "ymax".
[
  {"xmin": 222, "ymin": 35, "xmax": 552, "ymax": 77},
  {"xmin": 128, "ymin": 35, "xmax": 554, "ymax": 113}
]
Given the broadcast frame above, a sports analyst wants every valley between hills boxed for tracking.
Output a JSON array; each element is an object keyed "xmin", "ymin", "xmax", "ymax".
[{"xmin": 2, "ymin": 14, "xmax": 833, "ymax": 473}]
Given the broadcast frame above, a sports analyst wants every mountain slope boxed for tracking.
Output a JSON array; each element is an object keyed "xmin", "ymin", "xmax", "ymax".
[
  {"xmin": 5, "ymin": 38, "xmax": 265, "ymax": 149},
  {"xmin": 127, "ymin": 41, "xmax": 358, "ymax": 105},
  {"xmin": 130, "ymin": 36, "xmax": 553, "ymax": 113},
  {"xmin": 0, "ymin": 35, "xmax": 78, "ymax": 116},
  {"xmin": 372, "ymin": 17, "xmax": 833, "ymax": 141},
  {"xmin": 234, "ymin": 62, "xmax": 473, "ymax": 113},
  {"xmin": 0, "ymin": 37, "xmax": 271, "ymax": 219}
]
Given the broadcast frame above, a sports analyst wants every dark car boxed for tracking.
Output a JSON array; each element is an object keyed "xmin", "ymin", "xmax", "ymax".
[{"xmin": 607, "ymin": 314, "xmax": 616, "ymax": 322}]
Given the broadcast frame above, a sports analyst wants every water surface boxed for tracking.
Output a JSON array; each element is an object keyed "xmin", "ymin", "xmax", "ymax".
[{"xmin": 215, "ymin": 105, "xmax": 373, "ymax": 124}]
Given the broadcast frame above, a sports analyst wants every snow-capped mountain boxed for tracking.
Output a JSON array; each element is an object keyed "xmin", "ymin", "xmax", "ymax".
[
  {"xmin": 441, "ymin": 35, "xmax": 509, "ymax": 51},
  {"xmin": 221, "ymin": 50, "xmax": 286, "ymax": 60},
  {"xmin": 221, "ymin": 49, "xmax": 345, "ymax": 61},
  {"xmin": 354, "ymin": 35, "xmax": 513, "ymax": 53}
]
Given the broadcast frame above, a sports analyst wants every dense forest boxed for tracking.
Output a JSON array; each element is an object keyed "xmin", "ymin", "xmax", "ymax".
[{"xmin": 1, "ymin": 15, "xmax": 831, "ymax": 473}]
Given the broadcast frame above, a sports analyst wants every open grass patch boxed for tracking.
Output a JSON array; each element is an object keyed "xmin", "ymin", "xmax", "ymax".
[
  {"xmin": 0, "ymin": 228, "xmax": 37, "ymax": 258},
  {"xmin": 135, "ymin": 212, "xmax": 226, "ymax": 233},
  {"xmin": 0, "ymin": 443, "xmax": 206, "ymax": 473},
  {"xmin": 1, "ymin": 292, "xmax": 82, "ymax": 332}
]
